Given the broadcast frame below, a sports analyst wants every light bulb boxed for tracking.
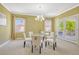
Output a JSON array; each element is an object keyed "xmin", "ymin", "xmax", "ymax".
[
  {"xmin": 35, "ymin": 18, "xmax": 37, "ymax": 21},
  {"xmin": 35, "ymin": 15, "xmax": 45, "ymax": 21}
]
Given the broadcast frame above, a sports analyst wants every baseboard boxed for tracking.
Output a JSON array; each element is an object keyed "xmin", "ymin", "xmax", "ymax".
[
  {"xmin": 57, "ymin": 37, "xmax": 79, "ymax": 46},
  {"xmin": 63, "ymin": 40, "xmax": 79, "ymax": 46},
  {"xmin": 0, "ymin": 40, "xmax": 10, "ymax": 48},
  {"xmin": 15, "ymin": 38, "xmax": 24, "ymax": 40}
]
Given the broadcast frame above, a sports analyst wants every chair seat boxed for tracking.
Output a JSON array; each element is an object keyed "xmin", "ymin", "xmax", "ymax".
[
  {"xmin": 24, "ymin": 38, "xmax": 32, "ymax": 47},
  {"xmin": 25, "ymin": 37, "xmax": 32, "ymax": 41},
  {"xmin": 47, "ymin": 38, "xmax": 53, "ymax": 42}
]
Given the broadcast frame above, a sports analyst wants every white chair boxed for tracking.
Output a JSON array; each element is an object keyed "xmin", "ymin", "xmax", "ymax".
[
  {"xmin": 50, "ymin": 32, "xmax": 54, "ymax": 38},
  {"xmin": 46, "ymin": 32, "xmax": 54, "ymax": 47},
  {"xmin": 40, "ymin": 31, "xmax": 47, "ymax": 48},
  {"xmin": 28, "ymin": 32, "xmax": 33, "ymax": 38},
  {"xmin": 32, "ymin": 35, "xmax": 41, "ymax": 53},
  {"xmin": 44, "ymin": 32, "xmax": 50, "ymax": 36},
  {"xmin": 23, "ymin": 32, "xmax": 32, "ymax": 48},
  {"xmin": 43, "ymin": 32, "xmax": 57, "ymax": 50}
]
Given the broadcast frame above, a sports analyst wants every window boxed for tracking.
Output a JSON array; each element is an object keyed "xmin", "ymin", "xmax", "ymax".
[
  {"xmin": 45, "ymin": 20, "xmax": 51, "ymax": 32},
  {"xmin": 0, "ymin": 13, "xmax": 6, "ymax": 26},
  {"xmin": 15, "ymin": 18, "xmax": 25, "ymax": 32},
  {"xmin": 66, "ymin": 20, "xmax": 76, "ymax": 36}
]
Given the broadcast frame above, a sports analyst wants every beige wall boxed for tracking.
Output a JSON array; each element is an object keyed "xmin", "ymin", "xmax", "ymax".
[
  {"xmin": 12, "ymin": 14, "xmax": 44, "ymax": 39},
  {"xmin": 51, "ymin": 17, "xmax": 56, "ymax": 32},
  {"xmin": 0, "ymin": 4, "xmax": 12, "ymax": 42},
  {"xmin": 25, "ymin": 16, "xmax": 44, "ymax": 33}
]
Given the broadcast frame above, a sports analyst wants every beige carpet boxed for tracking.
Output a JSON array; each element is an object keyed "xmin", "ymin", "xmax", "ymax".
[{"xmin": 0, "ymin": 39, "xmax": 79, "ymax": 55}]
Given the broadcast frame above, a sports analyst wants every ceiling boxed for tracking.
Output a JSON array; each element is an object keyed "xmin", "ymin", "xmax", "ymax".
[{"xmin": 2, "ymin": 3, "xmax": 79, "ymax": 17}]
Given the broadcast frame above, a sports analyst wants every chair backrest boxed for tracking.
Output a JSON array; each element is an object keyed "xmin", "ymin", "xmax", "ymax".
[
  {"xmin": 40, "ymin": 31, "xmax": 44, "ymax": 37},
  {"xmin": 23, "ymin": 32, "xmax": 27, "ymax": 39},
  {"xmin": 50, "ymin": 32, "xmax": 54, "ymax": 37},
  {"xmin": 29, "ymin": 32, "xmax": 33, "ymax": 38},
  {"xmin": 32, "ymin": 36, "xmax": 41, "ymax": 48},
  {"xmin": 44, "ymin": 32, "xmax": 50, "ymax": 36},
  {"xmin": 46, "ymin": 32, "xmax": 54, "ymax": 41},
  {"xmin": 40, "ymin": 31, "xmax": 44, "ymax": 34}
]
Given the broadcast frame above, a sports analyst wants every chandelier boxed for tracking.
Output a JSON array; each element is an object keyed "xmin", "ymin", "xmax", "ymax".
[
  {"xmin": 35, "ymin": 15, "xmax": 45, "ymax": 21},
  {"xmin": 35, "ymin": 4, "xmax": 45, "ymax": 21}
]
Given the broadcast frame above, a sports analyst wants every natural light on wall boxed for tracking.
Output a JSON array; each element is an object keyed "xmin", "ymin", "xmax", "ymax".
[{"xmin": 45, "ymin": 20, "xmax": 51, "ymax": 32}]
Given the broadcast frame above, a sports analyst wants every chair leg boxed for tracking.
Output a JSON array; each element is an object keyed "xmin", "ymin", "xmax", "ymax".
[
  {"xmin": 39, "ymin": 46, "xmax": 41, "ymax": 54},
  {"xmin": 48, "ymin": 41, "xmax": 49, "ymax": 45},
  {"xmin": 55, "ymin": 42, "xmax": 57, "ymax": 47},
  {"xmin": 53, "ymin": 44, "xmax": 55, "ymax": 50},
  {"xmin": 45, "ymin": 41, "xmax": 47, "ymax": 47},
  {"xmin": 41, "ymin": 43, "xmax": 43, "ymax": 48},
  {"xmin": 31, "ymin": 45, "xmax": 33, "ymax": 53},
  {"xmin": 24, "ymin": 41, "xmax": 26, "ymax": 48}
]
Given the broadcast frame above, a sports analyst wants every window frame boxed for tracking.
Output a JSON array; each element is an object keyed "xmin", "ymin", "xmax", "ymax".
[{"xmin": 15, "ymin": 18, "xmax": 25, "ymax": 33}]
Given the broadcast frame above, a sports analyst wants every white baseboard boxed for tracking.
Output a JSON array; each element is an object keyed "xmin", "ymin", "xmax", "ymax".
[
  {"xmin": 57, "ymin": 37, "xmax": 79, "ymax": 46},
  {"xmin": 16, "ymin": 38, "xmax": 23, "ymax": 40},
  {"xmin": 0, "ymin": 40, "xmax": 10, "ymax": 48}
]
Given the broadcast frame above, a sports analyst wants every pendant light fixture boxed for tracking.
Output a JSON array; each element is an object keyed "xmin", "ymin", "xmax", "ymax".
[{"xmin": 35, "ymin": 4, "xmax": 45, "ymax": 21}]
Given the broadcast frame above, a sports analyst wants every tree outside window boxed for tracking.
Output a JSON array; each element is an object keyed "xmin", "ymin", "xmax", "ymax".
[{"xmin": 66, "ymin": 20, "xmax": 76, "ymax": 36}]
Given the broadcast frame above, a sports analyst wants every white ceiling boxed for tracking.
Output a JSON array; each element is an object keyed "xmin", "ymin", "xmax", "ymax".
[{"xmin": 2, "ymin": 3, "xmax": 79, "ymax": 17}]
